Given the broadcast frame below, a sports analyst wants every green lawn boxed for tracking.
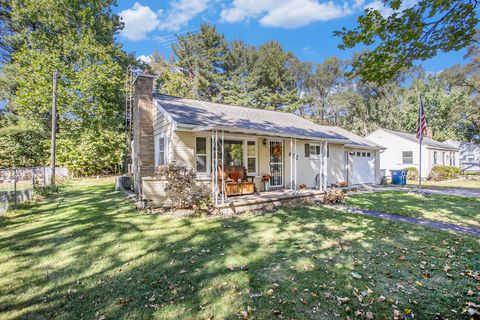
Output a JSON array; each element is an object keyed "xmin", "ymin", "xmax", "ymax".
[
  {"xmin": 1, "ymin": 179, "xmax": 479, "ymax": 319},
  {"xmin": 405, "ymin": 178, "xmax": 480, "ymax": 190},
  {"xmin": 347, "ymin": 191, "xmax": 480, "ymax": 228}
]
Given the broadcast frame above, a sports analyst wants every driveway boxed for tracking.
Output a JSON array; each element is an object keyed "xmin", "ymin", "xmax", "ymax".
[{"xmin": 360, "ymin": 184, "xmax": 480, "ymax": 198}]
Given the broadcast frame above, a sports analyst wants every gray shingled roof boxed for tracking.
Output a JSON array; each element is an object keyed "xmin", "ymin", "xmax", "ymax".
[
  {"xmin": 326, "ymin": 125, "xmax": 385, "ymax": 149},
  {"xmin": 381, "ymin": 128, "xmax": 459, "ymax": 151},
  {"xmin": 154, "ymin": 94, "xmax": 380, "ymax": 149}
]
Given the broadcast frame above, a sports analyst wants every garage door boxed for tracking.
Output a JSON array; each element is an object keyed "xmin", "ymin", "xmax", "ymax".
[{"xmin": 351, "ymin": 150, "xmax": 376, "ymax": 184}]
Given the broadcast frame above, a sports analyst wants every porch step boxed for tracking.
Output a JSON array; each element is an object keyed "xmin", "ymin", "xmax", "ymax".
[{"xmin": 216, "ymin": 189, "xmax": 325, "ymax": 215}]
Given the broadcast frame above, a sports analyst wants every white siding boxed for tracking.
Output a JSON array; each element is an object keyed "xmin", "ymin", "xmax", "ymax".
[
  {"xmin": 366, "ymin": 129, "xmax": 459, "ymax": 178},
  {"xmin": 366, "ymin": 129, "xmax": 429, "ymax": 178}
]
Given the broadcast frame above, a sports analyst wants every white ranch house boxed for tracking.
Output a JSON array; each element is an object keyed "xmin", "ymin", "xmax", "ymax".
[
  {"xmin": 366, "ymin": 128, "xmax": 460, "ymax": 179},
  {"xmin": 131, "ymin": 75, "xmax": 384, "ymax": 207},
  {"xmin": 444, "ymin": 139, "xmax": 480, "ymax": 173}
]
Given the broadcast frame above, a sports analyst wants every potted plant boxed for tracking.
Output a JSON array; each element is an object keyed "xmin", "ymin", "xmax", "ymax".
[{"xmin": 262, "ymin": 174, "xmax": 271, "ymax": 191}]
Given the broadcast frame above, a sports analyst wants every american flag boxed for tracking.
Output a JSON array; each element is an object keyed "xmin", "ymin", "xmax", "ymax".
[{"xmin": 416, "ymin": 96, "xmax": 427, "ymax": 140}]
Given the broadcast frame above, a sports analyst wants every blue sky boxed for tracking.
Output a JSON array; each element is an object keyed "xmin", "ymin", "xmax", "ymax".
[{"xmin": 115, "ymin": 0, "xmax": 466, "ymax": 72}]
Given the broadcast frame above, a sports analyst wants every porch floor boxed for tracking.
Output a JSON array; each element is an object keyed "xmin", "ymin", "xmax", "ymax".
[{"xmin": 216, "ymin": 188, "xmax": 325, "ymax": 214}]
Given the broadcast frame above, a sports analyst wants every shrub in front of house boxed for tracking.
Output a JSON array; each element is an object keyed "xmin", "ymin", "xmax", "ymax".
[
  {"xmin": 428, "ymin": 165, "xmax": 462, "ymax": 181},
  {"xmin": 405, "ymin": 167, "xmax": 418, "ymax": 181},
  {"xmin": 155, "ymin": 161, "xmax": 214, "ymax": 215}
]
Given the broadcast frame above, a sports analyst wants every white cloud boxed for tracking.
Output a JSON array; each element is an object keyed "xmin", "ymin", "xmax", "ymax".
[
  {"xmin": 119, "ymin": 1, "xmax": 208, "ymax": 41},
  {"xmin": 261, "ymin": 0, "xmax": 352, "ymax": 28},
  {"xmin": 158, "ymin": 0, "xmax": 209, "ymax": 31},
  {"xmin": 221, "ymin": 0, "xmax": 353, "ymax": 28},
  {"xmin": 137, "ymin": 55, "xmax": 151, "ymax": 64},
  {"xmin": 119, "ymin": 2, "xmax": 161, "ymax": 41},
  {"xmin": 364, "ymin": 0, "xmax": 417, "ymax": 17},
  {"xmin": 220, "ymin": 0, "xmax": 418, "ymax": 28}
]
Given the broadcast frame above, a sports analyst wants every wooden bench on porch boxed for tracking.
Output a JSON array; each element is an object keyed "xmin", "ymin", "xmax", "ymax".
[{"xmin": 218, "ymin": 165, "xmax": 255, "ymax": 197}]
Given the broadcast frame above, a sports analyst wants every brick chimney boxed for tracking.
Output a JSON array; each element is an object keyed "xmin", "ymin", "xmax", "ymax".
[
  {"xmin": 132, "ymin": 73, "xmax": 155, "ymax": 194},
  {"xmin": 426, "ymin": 127, "xmax": 433, "ymax": 139}
]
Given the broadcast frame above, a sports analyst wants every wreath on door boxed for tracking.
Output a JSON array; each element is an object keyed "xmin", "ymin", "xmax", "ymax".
[{"xmin": 272, "ymin": 144, "xmax": 282, "ymax": 157}]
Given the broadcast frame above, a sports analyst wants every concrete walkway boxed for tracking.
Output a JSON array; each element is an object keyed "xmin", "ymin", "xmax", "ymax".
[
  {"xmin": 333, "ymin": 205, "xmax": 480, "ymax": 237},
  {"xmin": 361, "ymin": 185, "xmax": 480, "ymax": 198}
]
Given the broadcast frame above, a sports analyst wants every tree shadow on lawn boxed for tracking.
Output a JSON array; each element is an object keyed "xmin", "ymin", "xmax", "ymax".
[
  {"xmin": 347, "ymin": 191, "xmax": 480, "ymax": 228},
  {"xmin": 1, "ymin": 183, "xmax": 479, "ymax": 319}
]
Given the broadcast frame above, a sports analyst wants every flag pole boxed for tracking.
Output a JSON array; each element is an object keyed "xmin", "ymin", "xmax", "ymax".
[
  {"xmin": 419, "ymin": 134, "xmax": 422, "ymax": 190},
  {"xmin": 418, "ymin": 95, "xmax": 422, "ymax": 190}
]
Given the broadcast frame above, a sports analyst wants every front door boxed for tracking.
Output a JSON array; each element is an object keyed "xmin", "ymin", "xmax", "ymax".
[{"xmin": 269, "ymin": 141, "xmax": 283, "ymax": 187}]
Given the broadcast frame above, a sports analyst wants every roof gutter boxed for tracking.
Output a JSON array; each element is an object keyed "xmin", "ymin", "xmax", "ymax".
[
  {"xmin": 345, "ymin": 143, "xmax": 384, "ymax": 151},
  {"xmin": 425, "ymin": 145, "xmax": 459, "ymax": 152},
  {"xmin": 177, "ymin": 123, "xmax": 350, "ymax": 144}
]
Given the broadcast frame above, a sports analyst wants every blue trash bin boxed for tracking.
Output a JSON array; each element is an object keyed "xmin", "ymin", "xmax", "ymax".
[{"xmin": 390, "ymin": 170, "xmax": 407, "ymax": 185}]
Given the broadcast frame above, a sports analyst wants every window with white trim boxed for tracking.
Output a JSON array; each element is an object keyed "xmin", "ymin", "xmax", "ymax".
[
  {"xmin": 247, "ymin": 140, "xmax": 257, "ymax": 175},
  {"xmin": 402, "ymin": 151, "xmax": 413, "ymax": 164},
  {"xmin": 156, "ymin": 134, "xmax": 167, "ymax": 166},
  {"xmin": 196, "ymin": 137, "xmax": 207, "ymax": 173},
  {"xmin": 309, "ymin": 145, "xmax": 321, "ymax": 159},
  {"xmin": 434, "ymin": 151, "xmax": 438, "ymax": 164}
]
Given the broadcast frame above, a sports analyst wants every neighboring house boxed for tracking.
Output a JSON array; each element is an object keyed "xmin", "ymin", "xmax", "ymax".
[
  {"xmin": 131, "ymin": 75, "xmax": 384, "ymax": 206},
  {"xmin": 366, "ymin": 128, "xmax": 460, "ymax": 179},
  {"xmin": 444, "ymin": 139, "xmax": 480, "ymax": 172}
]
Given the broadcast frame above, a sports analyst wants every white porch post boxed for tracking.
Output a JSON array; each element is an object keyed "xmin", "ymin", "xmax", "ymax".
[
  {"xmin": 221, "ymin": 130, "xmax": 225, "ymax": 204},
  {"xmin": 211, "ymin": 130, "xmax": 215, "ymax": 205},
  {"xmin": 290, "ymin": 138, "xmax": 293, "ymax": 190},
  {"xmin": 323, "ymin": 141, "xmax": 328, "ymax": 191},
  {"xmin": 318, "ymin": 142, "xmax": 322, "ymax": 190},
  {"xmin": 215, "ymin": 130, "xmax": 218, "ymax": 206},
  {"xmin": 211, "ymin": 129, "xmax": 220, "ymax": 206},
  {"xmin": 294, "ymin": 138, "xmax": 297, "ymax": 190}
]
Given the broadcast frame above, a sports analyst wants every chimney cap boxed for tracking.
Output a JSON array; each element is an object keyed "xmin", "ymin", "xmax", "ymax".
[{"xmin": 136, "ymin": 72, "xmax": 155, "ymax": 79}]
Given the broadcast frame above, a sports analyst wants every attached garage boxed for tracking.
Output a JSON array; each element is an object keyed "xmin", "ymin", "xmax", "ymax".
[{"xmin": 350, "ymin": 150, "xmax": 376, "ymax": 184}]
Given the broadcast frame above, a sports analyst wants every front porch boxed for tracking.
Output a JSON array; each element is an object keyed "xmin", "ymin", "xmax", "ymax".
[
  {"xmin": 216, "ymin": 188, "xmax": 326, "ymax": 215},
  {"xmin": 207, "ymin": 129, "xmax": 330, "ymax": 207}
]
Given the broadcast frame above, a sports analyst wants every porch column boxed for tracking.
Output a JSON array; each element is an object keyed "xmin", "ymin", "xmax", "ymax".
[
  {"xmin": 322, "ymin": 141, "xmax": 328, "ymax": 191},
  {"xmin": 221, "ymin": 130, "xmax": 225, "ymax": 205},
  {"xmin": 318, "ymin": 142, "xmax": 322, "ymax": 190},
  {"xmin": 294, "ymin": 138, "xmax": 297, "ymax": 190},
  {"xmin": 290, "ymin": 138, "xmax": 293, "ymax": 190},
  {"xmin": 211, "ymin": 130, "xmax": 218, "ymax": 206}
]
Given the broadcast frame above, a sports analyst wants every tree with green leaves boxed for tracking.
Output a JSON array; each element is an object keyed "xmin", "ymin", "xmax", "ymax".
[
  {"xmin": 0, "ymin": 0, "xmax": 135, "ymax": 173},
  {"xmin": 335, "ymin": 0, "xmax": 479, "ymax": 84},
  {"xmin": 248, "ymin": 41, "xmax": 302, "ymax": 111},
  {"xmin": 172, "ymin": 23, "xmax": 228, "ymax": 101},
  {"xmin": 400, "ymin": 74, "xmax": 473, "ymax": 142},
  {"xmin": 219, "ymin": 40, "xmax": 257, "ymax": 106},
  {"xmin": 0, "ymin": 112, "xmax": 46, "ymax": 167},
  {"xmin": 306, "ymin": 57, "xmax": 346, "ymax": 123},
  {"xmin": 151, "ymin": 50, "xmax": 193, "ymax": 98}
]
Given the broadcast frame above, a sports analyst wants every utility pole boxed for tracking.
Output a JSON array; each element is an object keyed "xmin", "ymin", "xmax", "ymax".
[{"xmin": 50, "ymin": 71, "xmax": 58, "ymax": 188}]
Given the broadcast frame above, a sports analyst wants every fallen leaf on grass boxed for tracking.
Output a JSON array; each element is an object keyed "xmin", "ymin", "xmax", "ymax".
[
  {"xmin": 467, "ymin": 290, "xmax": 475, "ymax": 296},
  {"xmin": 271, "ymin": 308, "xmax": 282, "ymax": 317},
  {"xmin": 116, "ymin": 298, "xmax": 132, "ymax": 306},
  {"xmin": 351, "ymin": 272, "xmax": 362, "ymax": 279},
  {"xmin": 336, "ymin": 296, "xmax": 350, "ymax": 305}
]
